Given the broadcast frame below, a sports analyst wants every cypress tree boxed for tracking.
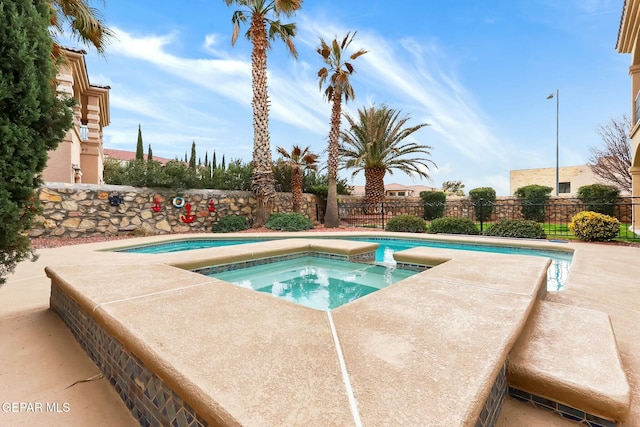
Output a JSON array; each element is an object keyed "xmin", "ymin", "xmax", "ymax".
[
  {"xmin": 135, "ymin": 124, "xmax": 144, "ymax": 161},
  {"xmin": 221, "ymin": 155, "xmax": 226, "ymax": 171},
  {"xmin": 204, "ymin": 151, "xmax": 209, "ymax": 167},
  {"xmin": 0, "ymin": 0, "xmax": 73, "ymax": 284},
  {"xmin": 148, "ymin": 144, "xmax": 153, "ymax": 161},
  {"xmin": 189, "ymin": 141, "xmax": 197, "ymax": 170},
  {"xmin": 212, "ymin": 151, "xmax": 217, "ymax": 170}
]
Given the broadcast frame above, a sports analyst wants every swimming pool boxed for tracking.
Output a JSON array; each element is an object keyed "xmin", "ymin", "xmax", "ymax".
[
  {"xmin": 116, "ymin": 236, "xmax": 572, "ymax": 291},
  {"xmin": 202, "ymin": 256, "xmax": 416, "ymax": 310}
]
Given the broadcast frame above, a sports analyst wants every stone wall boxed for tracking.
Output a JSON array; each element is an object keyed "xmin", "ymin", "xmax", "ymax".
[
  {"xmin": 337, "ymin": 195, "xmax": 635, "ymax": 224},
  {"xmin": 442, "ymin": 196, "xmax": 635, "ymax": 224},
  {"xmin": 31, "ymin": 183, "xmax": 323, "ymax": 238}
]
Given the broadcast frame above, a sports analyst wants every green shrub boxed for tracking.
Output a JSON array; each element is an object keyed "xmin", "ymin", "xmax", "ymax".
[
  {"xmin": 468, "ymin": 187, "xmax": 496, "ymax": 222},
  {"xmin": 385, "ymin": 215, "xmax": 426, "ymax": 233},
  {"xmin": 514, "ymin": 184, "xmax": 552, "ymax": 222},
  {"xmin": 265, "ymin": 213, "xmax": 313, "ymax": 231},
  {"xmin": 483, "ymin": 219, "xmax": 546, "ymax": 239},
  {"xmin": 569, "ymin": 211, "xmax": 620, "ymax": 242},
  {"xmin": 420, "ymin": 191, "xmax": 446, "ymax": 220},
  {"xmin": 428, "ymin": 217, "xmax": 479, "ymax": 235},
  {"xmin": 576, "ymin": 184, "xmax": 620, "ymax": 216},
  {"xmin": 213, "ymin": 214, "xmax": 249, "ymax": 233}
]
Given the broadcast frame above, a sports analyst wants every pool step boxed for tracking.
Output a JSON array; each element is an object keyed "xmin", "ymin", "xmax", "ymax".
[{"xmin": 507, "ymin": 300, "xmax": 630, "ymax": 426}]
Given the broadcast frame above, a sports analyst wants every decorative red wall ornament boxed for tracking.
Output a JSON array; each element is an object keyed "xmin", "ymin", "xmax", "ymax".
[
  {"xmin": 152, "ymin": 197, "xmax": 162, "ymax": 212},
  {"xmin": 208, "ymin": 200, "xmax": 216, "ymax": 212},
  {"xmin": 181, "ymin": 203, "xmax": 196, "ymax": 223}
]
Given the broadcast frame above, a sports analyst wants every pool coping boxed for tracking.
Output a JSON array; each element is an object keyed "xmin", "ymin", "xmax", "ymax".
[{"xmin": 47, "ymin": 234, "xmax": 553, "ymax": 426}]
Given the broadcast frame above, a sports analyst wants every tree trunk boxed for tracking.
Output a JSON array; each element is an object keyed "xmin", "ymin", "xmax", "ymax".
[
  {"xmin": 364, "ymin": 167, "xmax": 386, "ymax": 213},
  {"xmin": 325, "ymin": 175, "xmax": 339, "ymax": 226},
  {"xmin": 249, "ymin": 13, "xmax": 275, "ymax": 227},
  {"xmin": 292, "ymin": 166, "xmax": 302, "ymax": 213},
  {"xmin": 252, "ymin": 169, "xmax": 275, "ymax": 227},
  {"xmin": 324, "ymin": 90, "xmax": 342, "ymax": 228}
]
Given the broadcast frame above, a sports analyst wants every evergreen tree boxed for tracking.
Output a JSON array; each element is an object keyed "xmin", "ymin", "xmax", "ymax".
[
  {"xmin": 212, "ymin": 151, "xmax": 217, "ymax": 170},
  {"xmin": 147, "ymin": 144, "xmax": 153, "ymax": 161},
  {"xmin": 184, "ymin": 152, "xmax": 188, "ymax": 163},
  {"xmin": 221, "ymin": 155, "xmax": 226, "ymax": 171},
  {"xmin": 204, "ymin": 151, "xmax": 209, "ymax": 167},
  {"xmin": 1, "ymin": 0, "xmax": 73, "ymax": 284},
  {"xmin": 135, "ymin": 124, "xmax": 144, "ymax": 161},
  {"xmin": 189, "ymin": 141, "xmax": 197, "ymax": 170}
]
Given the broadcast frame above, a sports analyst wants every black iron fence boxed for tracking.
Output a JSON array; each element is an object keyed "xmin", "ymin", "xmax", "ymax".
[{"xmin": 327, "ymin": 197, "xmax": 640, "ymax": 239}]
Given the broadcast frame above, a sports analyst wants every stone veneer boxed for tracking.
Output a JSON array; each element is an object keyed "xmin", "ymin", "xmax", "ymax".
[
  {"xmin": 50, "ymin": 284, "xmax": 209, "ymax": 427},
  {"xmin": 338, "ymin": 195, "xmax": 634, "ymax": 224},
  {"xmin": 34, "ymin": 184, "xmax": 633, "ymax": 239},
  {"xmin": 31, "ymin": 183, "xmax": 323, "ymax": 238},
  {"xmin": 508, "ymin": 387, "xmax": 616, "ymax": 427}
]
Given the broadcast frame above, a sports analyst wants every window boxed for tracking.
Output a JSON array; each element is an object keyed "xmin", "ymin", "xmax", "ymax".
[
  {"xmin": 558, "ymin": 182, "xmax": 571, "ymax": 194},
  {"xmin": 397, "ymin": 191, "xmax": 406, "ymax": 196},
  {"xmin": 80, "ymin": 124, "xmax": 89, "ymax": 141}
]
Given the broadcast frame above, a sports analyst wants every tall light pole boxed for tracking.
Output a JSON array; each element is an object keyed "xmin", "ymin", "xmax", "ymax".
[{"xmin": 546, "ymin": 89, "xmax": 559, "ymax": 196}]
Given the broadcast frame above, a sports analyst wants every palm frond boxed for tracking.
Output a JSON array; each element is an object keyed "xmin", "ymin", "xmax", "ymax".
[
  {"xmin": 50, "ymin": 0, "xmax": 114, "ymax": 56},
  {"xmin": 350, "ymin": 49, "xmax": 368, "ymax": 60},
  {"xmin": 316, "ymin": 32, "xmax": 366, "ymax": 106},
  {"xmin": 339, "ymin": 104, "xmax": 436, "ymax": 180},
  {"xmin": 230, "ymin": 10, "xmax": 246, "ymax": 45},
  {"xmin": 274, "ymin": 0, "xmax": 303, "ymax": 16}
]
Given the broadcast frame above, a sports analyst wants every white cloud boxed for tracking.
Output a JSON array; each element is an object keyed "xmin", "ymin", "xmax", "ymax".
[
  {"xmin": 296, "ymin": 16, "xmax": 506, "ymax": 166},
  {"xmin": 109, "ymin": 92, "xmax": 174, "ymax": 122},
  {"xmin": 431, "ymin": 163, "xmax": 453, "ymax": 175},
  {"xmin": 106, "ymin": 27, "xmax": 332, "ymax": 136}
]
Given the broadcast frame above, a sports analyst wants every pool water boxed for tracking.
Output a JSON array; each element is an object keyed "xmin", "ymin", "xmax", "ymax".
[
  {"xmin": 207, "ymin": 256, "xmax": 416, "ymax": 311},
  {"xmin": 117, "ymin": 236, "xmax": 572, "ymax": 291},
  {"xmin": 119, "ymin": 239, "xmax": 262, "ymax": 254},
  {"xmin": 358, "ymin": 238, "xmax": 572, "ymax": 291}
]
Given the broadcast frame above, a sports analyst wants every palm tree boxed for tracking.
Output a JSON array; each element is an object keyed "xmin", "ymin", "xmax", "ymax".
[
  {"xmin": 276, "ymin": 145, "xmax": 318, "ymax": 213},
  {"xmin": 49, "ymin": 0, "xmax": 114, "ymax": 58},
  {"xmin": 224, "ymin": 0, "xmax": 301, "ymax": 227},
  {"xmin": 317, "ymin": 32, "xmax": 367, "ymax": 228},
  {"xmin": 340, "ymin": 104, "xmax": 436, "ymax": 210}
]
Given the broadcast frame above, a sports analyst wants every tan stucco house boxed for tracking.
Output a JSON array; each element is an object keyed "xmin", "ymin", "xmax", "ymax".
[
  {"xmin": 509, "ymin": 165, "xmax": 615, "ymax": 197},
  {"xmin": 351, "ymin": 183, "xmax": 438, "ymax": 197},
  {"xmin": 617, "ymin": 0, "xmax": 640, "ymax": 231},
  {"xmin": 42, "ymin": 48, "xmax": 110, "ymax": 184}
]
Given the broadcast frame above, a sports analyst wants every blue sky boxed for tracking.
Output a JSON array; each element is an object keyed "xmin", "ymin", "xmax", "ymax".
[{"xmin": 76, "ymin": 0, "xmax": 629, "ymax": 195}]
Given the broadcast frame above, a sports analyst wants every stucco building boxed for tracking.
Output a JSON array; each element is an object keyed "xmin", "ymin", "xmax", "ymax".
[
  {"xmin": 42, "ymin": 48, "xmax": 110, "ymax": 184},
  {"xmin": 350, "ymin": 183, "xmax": 438, "ymax": 198},
  {"xmin": 509, "ymin": 165, "xmax": 611, "ymax": 197},
  {"xmin": 617, "ymin": 0, "xmax": 640, "ymax": 231}
]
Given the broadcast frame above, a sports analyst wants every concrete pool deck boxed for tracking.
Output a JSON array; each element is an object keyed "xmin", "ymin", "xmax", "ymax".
[{"xmin": 0, "ymin": 232, "xmax": 639, "ymax": 426}]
